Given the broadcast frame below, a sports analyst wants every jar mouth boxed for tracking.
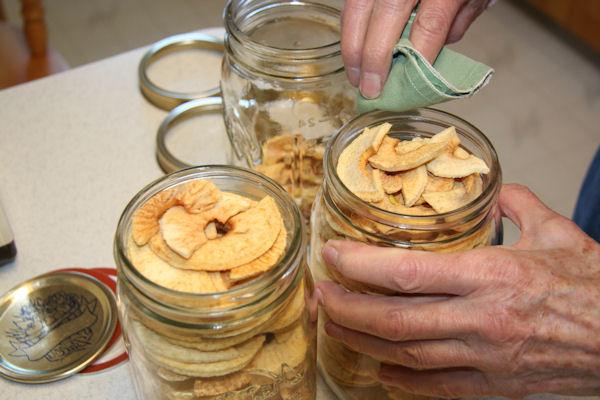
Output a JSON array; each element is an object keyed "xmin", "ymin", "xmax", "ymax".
[
  {"xmin": 324, "ymin": 108, "xmax": 502, "ymax": 232},
  {"xmin": 224, "ymin": 0, "xmax": 342, "ymax": 56},
  {"xmin": 114, "ymin": 165, "xmax": 305, "ymax": 309}
]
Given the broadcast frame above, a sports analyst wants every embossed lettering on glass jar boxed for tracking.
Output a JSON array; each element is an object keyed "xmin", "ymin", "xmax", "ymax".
[
  {"xmin": 309, "ymin": 109, "xmax": 502, "ymax": 400},
  {"xmin": 221, "ymin": 0, "xmax": 356, "ymax": 216},
  {"xmin": 115, "ymin": 166, "xmax": 317, "ymax": 400}
]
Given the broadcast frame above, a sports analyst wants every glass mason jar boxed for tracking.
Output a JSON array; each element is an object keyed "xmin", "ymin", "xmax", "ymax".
[
  {"xmin": 221, "ymin": 0, "xmax": 356, "ymax": 217},
  {"xmin": 114, "ymin": 166, "xmax": 317, "ymax": 400},
  {"xmin": 309, "ymin": 109, "xmax": 503, "ymax": 400}
]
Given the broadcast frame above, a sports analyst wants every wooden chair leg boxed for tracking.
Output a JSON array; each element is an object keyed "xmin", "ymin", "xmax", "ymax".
[
  {"xmin": 0, "ymin": 0, "xmax": 6, "ymax": 21},
  {"xmin": 21, "ymin": 0, "xmax": 47, "ymax": 57}
]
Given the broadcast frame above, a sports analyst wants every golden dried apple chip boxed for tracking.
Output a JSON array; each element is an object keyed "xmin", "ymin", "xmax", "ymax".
[
  {"xmin": 453, "ymin": 146, "xmax": 470, "ymax": 160},
  {"xmin": 176, "ymin": 180, "xmax": 221, "ymax": 214},
  {"xmin": 194, "ymin": 371, "xmax": 251, "ymax": 397},
  {"xmin": 132, "ymin": 189, "xmax": 178, "ymax": 246},
  {"xmin": 151, "ymin": 196, "xmax": 282, "ymax": 271},
  {"xmin": 369, "ymin": 140, "xmax": 447, "ymax": 172},
  {"xmin": 424, "ymin": 175, "xmax": 455, "ymax": 193},
  {"xmin": 132, "ymin": 320, "xmax": 241, "ymax": 364},
  {"xmin": 150, "ymin": 335, "xmax": 265, "ymax": 378},
  {"xmin": 463, "ymin": 173, "xmax": 484, "ymax": 199},
  {"xmin": 381, "ymin": 172, "xmax": 403, "ymax": 194},
  {"xmin": 248, "ymin": 324, "xmax": 307, "ymax": 375},
  {"xmin": 228, "ymin": 226, "xmax": 287, "ymax": 282},
  {"xmin": 427, "ymin": 152, "xmax": 490, "ymax": 178},
  {"xmin": 401, "ymin": 165, "xmax": 428, "ymax": 207},
  {"xmin": 371, "ymin": 122, "xmax": 393, "ymax": 152},
  {"xmin": 159, "ymin": 206, "xmax": 208, "ymax": 258},
  {"xmin": 129, "ymin": 241, "xmax": 229, "ymax": 293},
  {"xmin": 203, "ymin": 192, "xmax": 253, "ymax": 225},
  {"xmin": 422, "ymin": 183, "xmax": 471, "ymax": 213},
  {"xmin": 395, "ymin": 138, "xmax": 425, "ymax": 154},
  {"xmin": 429, "ymin": 126, "xmax": 460, "ymax": 150},
  {"xmin": 337, "ymin": 126, "xmax": 386, "ymax": 202}
]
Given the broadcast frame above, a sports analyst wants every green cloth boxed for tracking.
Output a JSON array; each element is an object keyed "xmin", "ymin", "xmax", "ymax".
[{"xmin": 357, "ymin": 21, "xmax": 494, "ymax": 113}]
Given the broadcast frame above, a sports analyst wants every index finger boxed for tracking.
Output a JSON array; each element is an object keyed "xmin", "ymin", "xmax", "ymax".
[
  {"xmin": 410, "ymin": 0, "xmax": 463, "ymax": 63},
  {"xmin": 322, "ymin": 240, "xmax": 488, "ymax": 296}
]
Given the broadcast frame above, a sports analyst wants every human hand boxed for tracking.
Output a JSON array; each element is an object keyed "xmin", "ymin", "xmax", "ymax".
[
  {"xmin": 317, "ymin": 184, "xmax": 600, "ymax": 398},
  {"xmin": 342, "ymin": 0, "xmax": 493, "ymax": 98}
]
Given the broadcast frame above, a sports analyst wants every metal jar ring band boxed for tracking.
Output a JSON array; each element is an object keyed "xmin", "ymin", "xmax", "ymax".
[
  {"xmin": 139, "ymin": 33, "xmax": 224, "ymax": 110},
  {"xmin": 156, "ymin": 97, "xmax": 224, "ymax": 174}
]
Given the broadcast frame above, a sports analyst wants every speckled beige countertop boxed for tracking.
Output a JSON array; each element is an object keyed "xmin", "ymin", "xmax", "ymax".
[{"xmin": 0, "ymin": 27, "xmax": 337, "ymax": 400}]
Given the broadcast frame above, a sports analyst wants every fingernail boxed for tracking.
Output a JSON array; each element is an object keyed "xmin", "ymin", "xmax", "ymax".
[
  {"xmin": 360, "ymin": 72, "xmax": 382, "ymax": 99},
  {"xmin": 347, "ymin": 67, "xmax": 360, "ymax": 86},
  {"xmin": 315, "ymin": 287, "xmax": 325, "ymax": 306},
  {"xmin": 322, "ymin": 245, "xmax": 339, "ymax": 268}
]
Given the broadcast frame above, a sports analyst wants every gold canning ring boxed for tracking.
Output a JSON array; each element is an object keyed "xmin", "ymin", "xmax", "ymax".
[
  {"xmin": 156, "ymin": 96, "xmax": 224, "ymax": 174},
  {"xmin": 139, "ymin": 33, "xmax": 223, "ymax": 110}
]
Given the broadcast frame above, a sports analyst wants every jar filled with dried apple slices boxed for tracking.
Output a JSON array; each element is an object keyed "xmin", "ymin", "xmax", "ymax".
[
  {"xmin": 221, "ymin": 0, "xmax": 355, "ymax": 217},
  {"xmin": 114, "ymin": 166, "xmax": 317, "ymax": 400},
  {"xmin": 309, "ymin": 109, "xmax": 502, "ymax": 400}
]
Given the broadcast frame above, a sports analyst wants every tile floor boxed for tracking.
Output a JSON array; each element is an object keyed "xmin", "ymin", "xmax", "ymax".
[{"xmin": 4, "ymin": 0, "xmax": 599, "ymax": 244}]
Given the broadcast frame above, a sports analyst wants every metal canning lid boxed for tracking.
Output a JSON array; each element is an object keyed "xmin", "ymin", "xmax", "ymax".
[
  {"xmin": 156, "ymin": 96, "xmax": 228, "ymax": 174},
  {"xmin": 0, "ymin": 271, "xmax": 117, "ymax": 383},
  {"xmin": 139, "ymin": 33, "xmax": 224, "ymax": 110}
]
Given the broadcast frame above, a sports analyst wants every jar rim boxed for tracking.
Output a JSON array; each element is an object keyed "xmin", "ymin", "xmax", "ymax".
[
  {"xmin": 324, "ymin": 108, "xmax": 502, "ymax": 233},
  {"xmin": 224, "ymin": 0, "xmax": 342, "ymax": 58},
  {"xmin": 114, "ymin": 165, "xmax": 305, "ymax": 307}
]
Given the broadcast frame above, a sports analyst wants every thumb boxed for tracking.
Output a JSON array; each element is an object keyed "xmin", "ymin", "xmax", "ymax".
[{"xmin": 498, "ymin": 183, "xmax": 558, "ymax": 244}]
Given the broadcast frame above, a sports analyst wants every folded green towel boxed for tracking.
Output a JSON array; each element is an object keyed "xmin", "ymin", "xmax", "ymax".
[{"xmin": 357, "ymin": 17, "xmax": 494, "ymax": 113}]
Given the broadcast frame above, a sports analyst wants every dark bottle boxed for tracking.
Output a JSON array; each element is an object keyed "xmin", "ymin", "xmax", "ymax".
[{"xmin": 0, "ymin": 198, "xmax": 16, "ymax": 266}]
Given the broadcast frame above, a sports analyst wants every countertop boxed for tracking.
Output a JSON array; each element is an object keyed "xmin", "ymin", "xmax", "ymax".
[{"xmin": 0, "ymin": 27, "xmax": 336, "ymax": 400}]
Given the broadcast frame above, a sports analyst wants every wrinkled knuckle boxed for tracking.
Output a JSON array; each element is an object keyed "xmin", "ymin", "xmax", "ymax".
[
  {"xmin": 414, "ymin": 6, "xmax": 453, "ymax": 38},
  {"xmin": 390, "ymin": 258, "xmax": 422, "ymax": 292},
  {"xmin": 480, "ymin": 307, "xmax": 517, "ymax": 344},
  {"xmin": 382, "ymin": 309, "xmax": 408, "ymax": 340},
  {"xmin": 396, "ymin": 344, "xmax": 429, "ymax": 369}
]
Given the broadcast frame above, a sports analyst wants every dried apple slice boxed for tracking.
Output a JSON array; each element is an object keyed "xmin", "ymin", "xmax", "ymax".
[
  {"xmin": 371, "ymin": 122, "xmax": 393, "ymax": 152},
  {"xmin": 369, "ymin": 140, "xmax": 447, "ymax": 172},
  {"xmin": 463, "ymin": 173, "xmax": 484, "ymax": 199},
  {"xmin": 422, "ymin": 182, "xmax": 472, "ymax": 213},
  {"xmin": 160, "ymin": 206, "xmax": 208, "ymax": 258},
  {"xmin": 429, "ymin": 126, "xmax": 461, "ymax": 150},
  {"xmin": 228, "ymin": 226, "xmax": 287, "ymax": 282},
  {"xmin": 395, "ymin": 138, "xmax": 425, "ymax": 154},
  {"xmin": 426, "ymin": 152, "xmax": 490, "ymax": 178},
  {"xmin": 381, "ymin": 172, "xmax": 403, "ymax": 194},
  {"xmin": 424, "ymin": 175, "xmax": 455, "ymax": 193},
  {"xmin": 337, "ymin": 127, "xmax": 385, "ymax": 202},
  {"xmin": 453, "ymin": 147, "xmax": 470, "ymax": 160},
  {"xmin": 401, "ymin": 165, "xmax": 428, "ymax": 207},
  {"xmin": 203, "ymin": 192, "xmax": 253, "ymax": 225},
  {"xmin": 152, "ymin": 196, "xmax": 283, "ymax": 271},
  {"xmin": 176, "ymin": 180, "xmax": 221, "ymax": 214},
  {"xmin": 132, "ymin": 189, "xmax": 178, "ymax": 246}
]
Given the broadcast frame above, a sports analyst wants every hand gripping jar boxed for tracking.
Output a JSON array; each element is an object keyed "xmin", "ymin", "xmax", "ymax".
[
  {"xmin": 114, "ymin": 166, "xmax": 317, "ymax": 400},
  {"xmin": 309, "ymin": 109, "xmax": 502, "ymax": 400},
  {"xmin": 221, "ymin": 0, "xmax": 356, "ymax": 216}
]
